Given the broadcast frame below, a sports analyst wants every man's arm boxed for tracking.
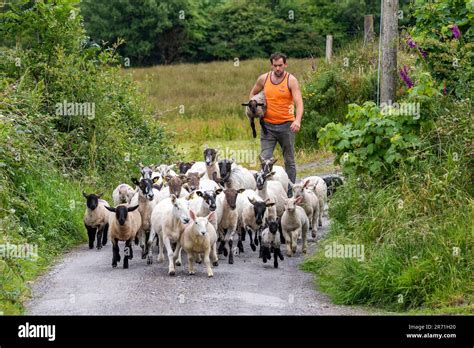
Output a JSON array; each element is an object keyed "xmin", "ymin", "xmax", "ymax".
[
  {"xmin": 289, "ymin": 75, "xmax": 303, "ymax": 133},
  {"xmin": 249, "ymin": 74, "xmax": 266, "ymax": 99}
]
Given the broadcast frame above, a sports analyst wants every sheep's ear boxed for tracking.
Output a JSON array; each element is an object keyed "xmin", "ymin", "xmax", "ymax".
[
  {"xmin": 204, "ymin": 144, "xmax": 208, "ymax": 150},
  {"xmin": 265, "ymin": 171, "xmax": 276, "ymax": 178},
  {"xmin": 105, "ymin": 206, "xmax": 116, "ymax": 212},
  {"xmin": 288, "ymin": 182, "xmax": 294, "ymax": 188},
  {"xmin": 237, "ymin": 188, "xmax": 246, "ymax": 194},
  {"xmin": 257, "ymin": 103, "xmax": 265, "ymax": 106},
  {"xmin": 179, "ymin": 174, "xmax": 188, "ymax": 182},
  {"xmin": 138, "ymin": 162, "xmax": 144, "ymax": 169},
  {"xmin": 230, "ymin": 157, "xmax": 235, "ymax": 164},
  {"xmin": 259, "ymin": 154, "xmax": 265, "ymax": 163},
  {"xmin": 215, "ymin": 188, "xmax": 223, "ymax": 195},
  {"xmin": 171, "ymin": 194, "xmax": 177, "ymax": 204},
  {"xmin": 195, "ymin": 190, "xmax": 204, "ymax": 197},
  {"xmin": 152, "ymin": 176, "xmax": 160, "ymax": 183},
  {"xmin": 199, "ymin": 171, "xmax": 206, "ymax": 178},
  {"xmin": 295, "ymin": 196, "xmax": 303, "ymax": 204},
  {"xmin": 127, "ymin": 205, "xmax": 139, "ymax": 212},
  {"xmin": 164, "ymin": 174, "xmax": 172, "ymax": 182},
  {"xmin": 97, "ymin": 192, "xmax": 104, "ymax": 198},
  {"xmin": 303, "ymin": 179, "xmax": 310, "ymax": 188},
  {"xmin": 182, "ymin": 183, "xmax": 190, "ymax": 192},
  {"xmin": 248, "ymin": 197, "xmax": 256, "ymax": 205},
  {"xmin": 266, "ymin": 201, "xmax": 276, "ymax": 207},
  {"xmin": 241, "ymin": 103, "xmax": 249, "ymax": 106},
  {"xmin": 186, "ymin": 191, "xmax": 194, "ymax": 200},
  {"xmin": 131, "ymin": 177, "xmax": 140, "ymax": 186},
  {"xmin": 82, "ymin": 192, "xmax": 88, "ymax": 199},
  {"xmin": 270, "ymin": 157, "xmax": 278, "ymax": 165},
  {"xmin": 189, "ymin": 209, "xmax": 196, "ymax": 221},
  {"xmin": 206, "ymin": 211, "xmax": 216, "ymax": 224}
]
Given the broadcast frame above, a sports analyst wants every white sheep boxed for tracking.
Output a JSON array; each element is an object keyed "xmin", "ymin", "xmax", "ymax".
[
  {"xmin": 218, "ymin": 159, "xmax": 256, "ymax": 190},
  {"xmin": 259, "ymin": 156, "xmax": 290, "ymax": 197},
  {"xmin": 292, "ymin": 179, "xmax": 320, "ymax": 238},
  {"xmin": 112, "ymin": 183, "xmax": 136, "ymax": 206},
  {"xmin": 261, "ymin": 217, "xmax": 284, "ymax": 268},
  {"xmin": 83, "ymin": 192, "xmax": 110, "ymax": 250},
  {"xmin": 216, "ymin": 187, "xmax": 245, "ymax": 264},
  {"xmin": 242, "ymin": 91, "xmax": 268, "ymax": 138},
  {"xmin": 147, "ymin": 194, "xmax": 191, "ymax": 275},
  {"xmin": 301, "ymin": 175, "xmax": 328, "ymax": 226},
  {"xmin": 178, "ymin": 210, "xmax": 219, "ymax": 277},
  {"xmin": 254, "ymin": 170, "xmax": 287, "ymax": 218},
  {"xmin": 105, "ymin": 204, "xmax": 141, "ymax": 268},
  {"xmin": 188, "ymin": 147, "xmax": 221, "ymax": 181},
  {"xmin": 281, "ymin": 196, "xmax": 309, "ymax": 257}
]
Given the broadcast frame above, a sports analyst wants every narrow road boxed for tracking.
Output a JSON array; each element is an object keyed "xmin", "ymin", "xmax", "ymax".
[{"xmin": 26, "ymin": 214, "xmax": 367, "ymax": 315}]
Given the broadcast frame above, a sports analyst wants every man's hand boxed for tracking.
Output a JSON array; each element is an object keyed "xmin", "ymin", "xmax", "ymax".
[{"xmin": 290, "ymin": 120, "xmax": 301, "ymax": 133}]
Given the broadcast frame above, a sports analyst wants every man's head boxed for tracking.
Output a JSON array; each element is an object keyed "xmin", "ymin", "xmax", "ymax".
[{"xmin": 270, "ymin": 52, "xmax": 288, "ymax": 78}]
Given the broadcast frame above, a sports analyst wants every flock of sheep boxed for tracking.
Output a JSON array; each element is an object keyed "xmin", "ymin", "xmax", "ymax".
[{"xmin": 82, "ymin": 147, "xmax": 343, "ymax": 277}]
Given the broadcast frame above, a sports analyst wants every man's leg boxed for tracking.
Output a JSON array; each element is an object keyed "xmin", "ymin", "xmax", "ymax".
[
  {"xmin": 260, "ymin": 122, "xmax": 278, "ymax": 162},
  {"xmin": 275, "ymin": 122, "xmax": 296, "ymax": 197}
]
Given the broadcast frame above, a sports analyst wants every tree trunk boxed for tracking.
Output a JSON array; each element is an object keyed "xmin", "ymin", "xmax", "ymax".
[{"xmin": 380, "ymin": 0, "xmax": 398, "ymax": 104}]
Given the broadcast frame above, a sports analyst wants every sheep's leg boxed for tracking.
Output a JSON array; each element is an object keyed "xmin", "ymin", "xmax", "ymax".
[
  {"xmin": 176, "ymin": 247, "xmax": 183, "ymax": 266},
  {"xmin": 172, "ymin": 243, "xmax": 182, "ymax": 266},
  {"xmin": 211, "ymin": 242, "xmax": 219, "ymax": 267},
  {"xmin": 157, "ymin": 228, "xmax": 164, "ymax": 263},
  {"xmin": 319, "ymin": 199, "xmax": 324, "ymax": 226},
  {"xmin": 250, "ymin": 118, "xmax": 257, "ymax": 138},
  {"xmin": 312, "ymin": 211, "xmax": 318, "ymax": 239},
  {"xmin": 163, "ymin": 235, "xmax": 176, "ymax": 276},
  {"xmin": 291, "ymin": 231, "xmax": 298, "ymax": 254},
  {"xmin": 283, "ymin": 231, "xmax": 292, "ymax": 257},
  {"xmin": 273, "ymin": 247, "xmax": 279, "ymax": 268},
  {"xmin": 278, "ymin": 221, "xmax": 286, "ymax": 244},
  {"xmin": 259, "ymin": 118, "xmax": 268, "ymax": 135},
  {"xmin": 240, "ymin": 226, "xmax": 246, "ymax": 241},
  {"xmin": 112, "ymin": 238, "xmax": 120, "ymax": 268},
  {"xmin": 123, "ymin": 240, "xmax": 131, "ymax": 269},
  {"xmin": 85, "ymin": 225, "xmax": 96, "ymax": 249},
  {"xmin": 96, "ymin": 228, "xmax": 103, "ymax": 250},
  {"xmin": 204, "ymin": 249, "xmax": 213, "ymax": 277},
  {"xmin": 254, "ymin": 228, "xmax": 259, "ymax": 246},
  {"xmin": 147, "ymin": 227, "xmax": 156, "ymax": 265},
  {"xmin": 139, "ymin": 229, "xmax": 148, "ymax": 259},
  {"xmin": 228, "ymin": 239, "xmax": 234, "ymax": 264},
  {"xmin": 246, "ymin": 226, "xmax": 256, "ymax": 252},
  {"xmin": 102, "ymin": 223, "xmax": 109, "ymax": 246},
  {"xmin": 187, "ymin": 253, "xmax": 195, "ymax": 275}
]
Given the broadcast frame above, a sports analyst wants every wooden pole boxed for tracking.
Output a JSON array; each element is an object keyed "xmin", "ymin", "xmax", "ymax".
[
  {"xmin": 325, "ymin": 35, "xmax": 333, "ymax": 63},
  {"xmin": 364, "ymin": 15, "xmax": 374, "ymax": 44},
  {"xmin": 380, "ymin": 0, "xmax": 398, "ymax": 104}
]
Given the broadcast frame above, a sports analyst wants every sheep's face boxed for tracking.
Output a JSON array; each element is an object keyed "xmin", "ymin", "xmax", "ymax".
[
  {"xmin": 255, "ymin": 171, "xmax": 275, "ymax": 190},
  {"xmin": 185, "ymin": 172, "xmax": 203, "ymax": 192},
  {"xmin": 260, "ymin": 157, "xmax": 278, "ymax": 175},
  {"xmin": 293, "ymin": 180, "xmax": 310, "ymax": 200},
  {"xmin": 83, "ymin": 192, "xmax": 103, "ymax": 210},
  {"xmin": 204, "ymin": 148, "xmax": 218, "ymax": 166},
  {"xmin": 155, "ymin": 164, "xmax": 175, "ymax": 177},
  {"xmin": 192, "ymin": 217, "xmax": 208, "ymax": 236},
  {"xmin": 140, "ymin": 166, "xmax": 153, "ymax": 180},
  {"xmin": 177, "ymin": 161, "xmax": 195, "ymax": 174},
  {"xmin": 171, "ymin": 195, "xmax": 190, "ymax": 225},
  {"xmin": 139, "ymin": 179, "xmax": 154, "ymax": 200},
  {"xmin": 168, "ymin": 176, "xmax": 186, "ymax": 197},
  {"xmin": 218, "ymin": 159, "xmax": 233, "ymax": 181},
  {"xmin": 285, "ymin": 196, "xmax": 302, "ymax": 212},
  {"xmin": 266, "ymin": 217, "xmax": 279, "ymax": 234},
  {"xmin": 106, "ymin": 204, "xmax": 139, "ymax": 226},
  {"xmin": 248, "ymin": 198, "xmax": 267, "ymax": 226},
  {"xmin": 196, "ymin": 189, "xmax": 219, "ymax": 211},
  {"xmin": 223, "ymin": 188, "xmax": 245, "ymax": 210}
]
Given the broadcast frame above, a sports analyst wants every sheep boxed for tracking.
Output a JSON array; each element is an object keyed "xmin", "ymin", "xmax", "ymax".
[
  {"xmin": 147, "ymin": 194, "xmax": 191, "ymax": 275},
  {"xmin": 83, "ymin": 192, "xmax": 110, "ymax": 250},
  {"xmin": 105, "ymin": 204, "xmax": 141, "ymax": 268},
  {"xmin": 321, "ymin": 174, "xmax": 344, "ymax": 197},
  {"xmin": 254, "ymin": 170, "xmax": 287, "ymax": 218},
  {"xmin": 281, "ymin": 196, "xmax": 309, "ymax": 257},
  {"xmin": 241, "ymin": 90, "xmax": 268, "ymax": 138},
  {"xmin": 218, "ymin": 158, "xmax": 256, "ymax": 190},
  {"xmin": 138, "ymin": 163, "xmax": 154, "ymax": 180},
  {"xmin": 154, "ymin": 164, "xmax": 178, "ymax": 178},
  {"xmin": 155, "ymin": 174, "xmax": 188, "ymax": 203},
  {"xmin": 176, "ymin": 161, "xmax": 196, "ymax": 175},
  {"xmin": 183, "ymin": 171, "xmax": 205, "ymax": 193},
  {"xmin": 259, "ymin": 156, "xmax": 290, "ymax": 197},
  {"xmin": 236, "ymin": 190, "xmax": 274, "ymax": 253},
  {"xmin": 112, "ymin": 183, "xmax": 136, "ymax": 206},
  {"xmin": 261, "ymin": 217, "xmax": 284, "ymax": 268},
  {"xmin": 216, "ymin": 187, "xmax": 245, "ymax": 264},
  {"xmin": 188, "ymin": 147, "xmax": 221, "ymax": 182},
  {"xmin": 300, "ymin": 175, "xmax": 327, "ymax": 227},
  {"xmin": 291, "ymin": 179, "xmax": 320, "ymax": 239},
  {"xmin": 178, "ymin": 210, "xmax": 218, "ymax": 277},
  {"xmin": 130, "ymin": 178, "xmax": 157, "ymax": 259}
]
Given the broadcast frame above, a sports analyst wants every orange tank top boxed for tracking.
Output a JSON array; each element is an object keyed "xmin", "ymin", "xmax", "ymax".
[{"xmin": 263, "ymin": 71, "xmax": 295, "ymax": 124}]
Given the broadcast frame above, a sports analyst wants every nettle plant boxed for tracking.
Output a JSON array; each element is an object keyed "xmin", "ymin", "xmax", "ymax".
[{"xmin": 319, "ymin": 102, "xmax": 423, "ymax": 178}]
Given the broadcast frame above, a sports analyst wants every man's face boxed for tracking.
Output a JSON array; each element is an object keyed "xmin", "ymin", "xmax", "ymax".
[{"xmin": 271, "ymin": 58, "xmax": 287, "ymax": 77}]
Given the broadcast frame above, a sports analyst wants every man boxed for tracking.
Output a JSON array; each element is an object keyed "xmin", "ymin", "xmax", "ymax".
[{"xmin": 248, "ymin": 52, "xmax": 304, "ymax": 196}]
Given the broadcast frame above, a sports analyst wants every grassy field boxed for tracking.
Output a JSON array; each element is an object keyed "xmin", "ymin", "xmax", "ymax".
[{"xmin": 126, "ymin": 58, "xmax": 335, "ymax": 171}]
